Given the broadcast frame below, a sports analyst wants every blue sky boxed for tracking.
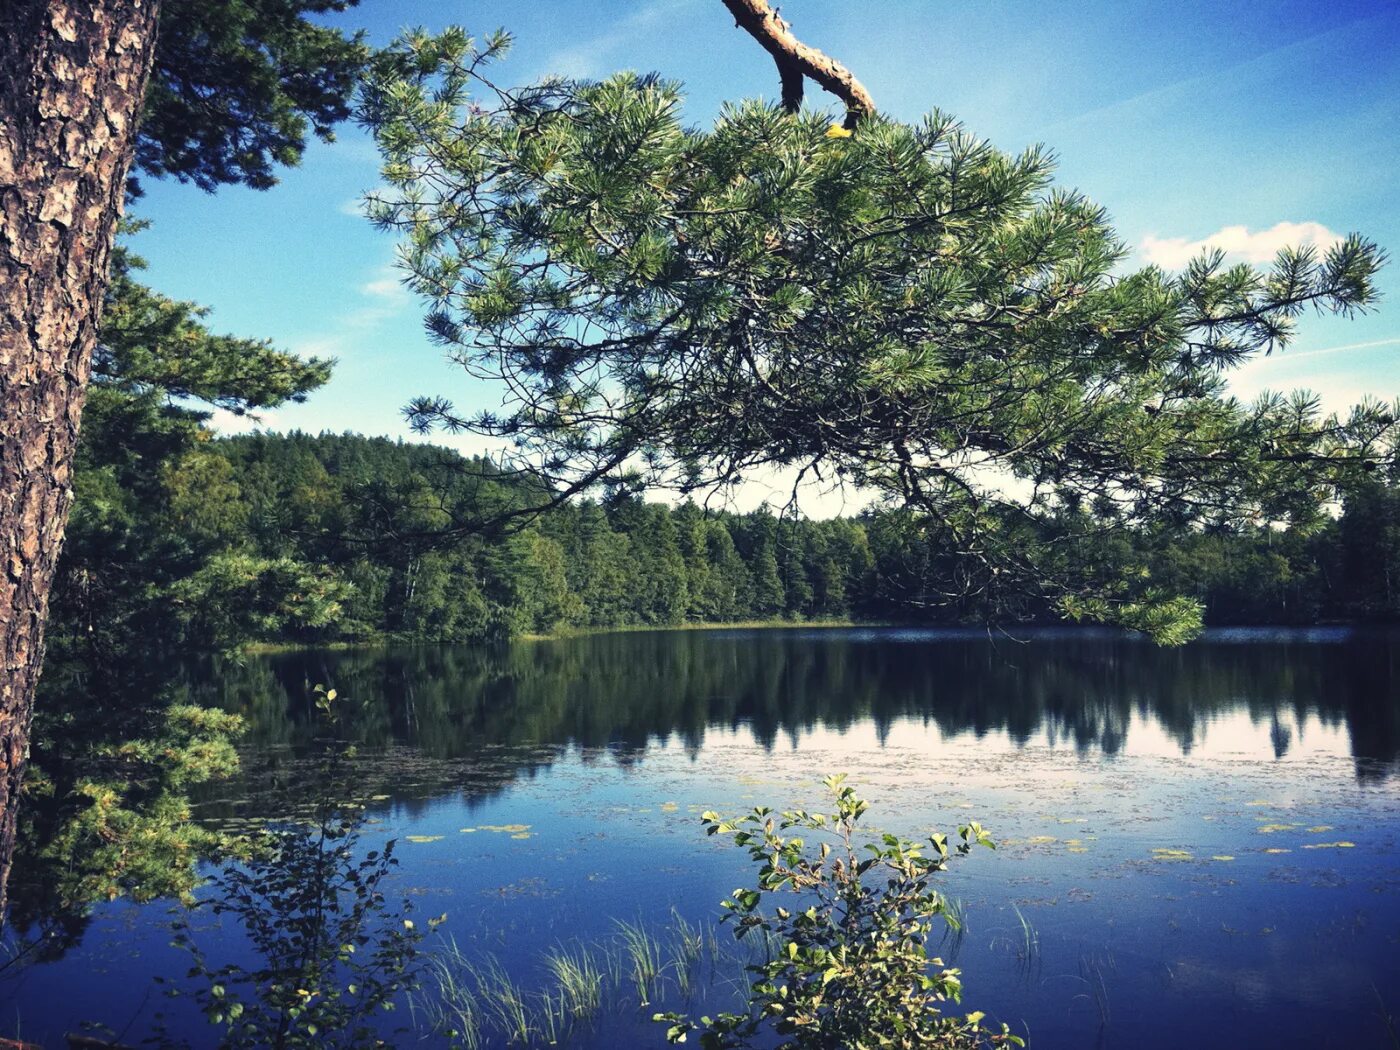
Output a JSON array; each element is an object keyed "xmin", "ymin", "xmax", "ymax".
[{"xmin": 128, "ymin": 0, "xmax": 1400, "ymax": 508}]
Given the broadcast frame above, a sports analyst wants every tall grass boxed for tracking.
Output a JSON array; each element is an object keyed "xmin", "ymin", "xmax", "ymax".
[
  {"xmin": 938, "ymin": 895, "xmax": 968, "ymax": 961},
  {"xmin": 415, "ymin": 913, "xmax": 734, "ymax": 1047},
  {"xmin": 616, "ymin": 918, "xmax": 666, "ymax": 1005},
  {"xmin": 544, "ymin": 943, "xmax": 606, "ymax": 1017}
]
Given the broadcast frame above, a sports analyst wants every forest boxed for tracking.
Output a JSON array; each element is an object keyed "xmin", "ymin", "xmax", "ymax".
[{"xmin": 49, "ymin": 420, "xmax": 1400, "ymax": 658}]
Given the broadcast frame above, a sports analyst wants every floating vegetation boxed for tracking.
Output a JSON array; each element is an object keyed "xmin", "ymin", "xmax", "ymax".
[
  {"xmin": 406, "ymin": 834, "xmax": 445, "ymax": 844},
  {"xmin": 660, "ymin": 801, "xmax": 679, "ymax": 813},
  {"xmin": 1150, "ymin": 848, "xmax": 1193, "ymax": 861},
  {"xmin": 1263, "ymin": 847, "xmax": 1291, "ymax": 854},
  {"xmin": 1256, "ymin": 824, "xmax": 1296, "ymax": 834},
  {"xmin": 1211, "ymin": 855, "xmax": 1235, "ymax": 862},
  {"xmin": 1301, "ymin": 841, "xmax": 1355, "ymax": 850},
  {"xmin": 1026, "ymin": 835, "xmax": 1058, "ymax": 845},
  {"xmin": 1305, "ymin": 825, "xmax": 1335, "ymax": 834},
  {"xmin": 458, "ymin": 823, "xmax": 533, "ymax": 838}
]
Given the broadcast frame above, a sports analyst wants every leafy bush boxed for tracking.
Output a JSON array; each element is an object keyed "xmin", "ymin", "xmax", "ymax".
[{"xmin": 657, "ymin": 775, "xmax": 1022, "ymax": 1049}]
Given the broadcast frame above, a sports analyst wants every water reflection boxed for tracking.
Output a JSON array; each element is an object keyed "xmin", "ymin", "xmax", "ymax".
[
  {"xmin": 6, "ymin": 628, "xmax": 1400, "ymax": 1049},
  {"xmin": 186, "ymin": 628, "xmax": 1400, "ymax": 790}
]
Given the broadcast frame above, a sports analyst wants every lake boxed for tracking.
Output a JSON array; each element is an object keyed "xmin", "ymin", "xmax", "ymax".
[{"xmin": 3, "ymin": 627, "xmax": 1399, "ymax": 1048}]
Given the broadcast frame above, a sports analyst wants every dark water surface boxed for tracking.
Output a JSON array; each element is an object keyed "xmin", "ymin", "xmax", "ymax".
[{"xmin": 4, "ymin": 627, "xmax": 1399, "ymax": 1048}]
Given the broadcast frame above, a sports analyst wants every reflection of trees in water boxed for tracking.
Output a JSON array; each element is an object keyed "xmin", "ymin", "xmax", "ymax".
[
  {"xmin": 5, "ymin": 663, "xmax": 241, "ymax": 960},
  {"xmin": 187, "ymin": 630, "xmax": 1400, "ymax": 802},
  {"xmin": 9, "ymin": 630, "xmax": 1399, "ymax": 966}
]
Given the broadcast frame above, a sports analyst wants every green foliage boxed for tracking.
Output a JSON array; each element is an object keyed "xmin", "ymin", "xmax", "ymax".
[
  {"xmin": 136, "ymin": 0, "xmax": 368, "ymax": 192},
  {"xmin": 55, "ymin": 420, "xmax": 1400, "ymax": 657},
  {"xmin": 11, "ymin": 669, "xmax": 245, "ymax": 952},
  {"xmin": 49, "ymin": 226, "xmax": 332, "ymax": 660},
  {"xmin": 657, "ymin": 775, "xmax": 1021, "ymax": 1049},
  {"xmin": 97, "ymin": 236, "xmax": 334, "ymax": 408},
  {"xmin": 361, "ymin": 27, "xmax": 1393, "ymax": 644},
  {"xmin": 168, "ymin": 553, "xmax": 351, "ymax": 650}
]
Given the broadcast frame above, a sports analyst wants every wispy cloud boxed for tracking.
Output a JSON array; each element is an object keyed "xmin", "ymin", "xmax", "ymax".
[
  {"xmin": 360, "ymin": 273, "xmax": 407, "ymax": 302},
  {"xmin": 1271, "ymin": 336, "xmax": 1400, "ymax": 362},
  {"xmin": 1044, "ymin": 15, "xmax": 1385, "ymax": 137},
  {"xmin": 541, "ymin": 0, "xmax": 699, "ymax": 79},
  {"xmin": 281, "ymin": 262, "xmax": 415, "ymax": 360},
  {"xmin": 1140, "ymin": 220, "xmax": 1341, "ymax": 270}
]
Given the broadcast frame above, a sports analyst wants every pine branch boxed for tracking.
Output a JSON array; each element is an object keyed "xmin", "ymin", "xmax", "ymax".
[{"xmin": 720, "ymin": 0, "xmax": 875, "ymax": 127}]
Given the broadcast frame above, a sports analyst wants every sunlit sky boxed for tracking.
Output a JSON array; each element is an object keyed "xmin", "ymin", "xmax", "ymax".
[{"xmin": 128, "ymin": 0, "xmax": 1400, "ymax": 515}]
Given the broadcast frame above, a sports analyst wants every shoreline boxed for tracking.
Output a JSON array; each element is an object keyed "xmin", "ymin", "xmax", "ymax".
[{"xmin": 238, "ymin": 618, "xmax": 1389, "ymax": 655}]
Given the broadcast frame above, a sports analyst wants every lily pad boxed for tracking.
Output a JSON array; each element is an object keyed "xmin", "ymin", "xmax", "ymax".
[{"xmin": 1150, "ymin": 848, "xmax": 1192, "ymax": 861}]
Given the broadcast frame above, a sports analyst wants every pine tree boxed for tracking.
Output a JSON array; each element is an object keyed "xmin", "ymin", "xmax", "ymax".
[{"xmin": 362, "ymin": 23, "xmax": 1391, "ymax": 646}]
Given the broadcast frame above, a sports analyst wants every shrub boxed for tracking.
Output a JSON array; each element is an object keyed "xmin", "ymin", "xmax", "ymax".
[{"xmin": 657, "ymin": 774, "xmax": 1022, "ymax": 1049}]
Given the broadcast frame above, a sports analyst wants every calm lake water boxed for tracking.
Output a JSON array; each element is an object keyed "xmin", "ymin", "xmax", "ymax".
[{"xmin": 4, "ymin": 627, "xmax": 1400, "ymax": 1048}]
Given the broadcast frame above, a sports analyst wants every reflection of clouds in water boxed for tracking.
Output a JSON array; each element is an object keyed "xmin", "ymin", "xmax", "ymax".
[
  {"xmin": 194, "ymin": 626, "xmax": 1400, "ymax": 803},
  {"xmin": 681, "ymin": 704, "xmax": 1358, "ymax": 765}
]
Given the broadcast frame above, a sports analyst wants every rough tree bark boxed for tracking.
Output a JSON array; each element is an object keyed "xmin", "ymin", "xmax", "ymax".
[
  {"xmin": 0, "ymin": 0, "xmax": 162, "ymax": 918},
  {"xmin": 720, "ymin": 0, "xmax": 876, "ymax": 127}
]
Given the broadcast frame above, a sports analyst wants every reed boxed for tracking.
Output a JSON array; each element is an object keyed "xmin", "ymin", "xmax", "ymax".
[
  {"xmin": 616, "ymin": 918, "xmax": 666, "ymax": 1005},
  {"xmin": 544, "ymin": 942, "xmax": 606, "ymax": 1017}
]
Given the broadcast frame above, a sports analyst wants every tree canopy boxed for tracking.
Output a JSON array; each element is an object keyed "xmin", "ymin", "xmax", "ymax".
[
  {"xmin": 133, "ymin": 0, "xmax": 368, "ymax": 192},
  {"xmin": 359, "ymin": 28, "xmax": 1392, "ymax": 642}
]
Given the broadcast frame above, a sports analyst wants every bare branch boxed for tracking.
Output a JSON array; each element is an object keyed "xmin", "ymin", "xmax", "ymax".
[{"xmin": 720, "ymin": 0, "xmax": 876, "ymax": 127}]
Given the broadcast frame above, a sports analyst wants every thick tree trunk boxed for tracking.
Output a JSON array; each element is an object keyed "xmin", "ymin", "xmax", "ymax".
[{"xmin": 0, "ymin": 0, "xmax": 161, "ymax": 918}]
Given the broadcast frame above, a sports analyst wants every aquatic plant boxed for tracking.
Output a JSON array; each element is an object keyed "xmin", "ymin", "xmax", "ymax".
[
  {"xmin": 940, "ymin": 895, "xmax": 969, "ymax": 961},
  {"xmin": 657, "ymin": 774, "xmax": 1023, "ymax": 1048},
  {"xmin": 1076, "ymin": 950, "xmax": 1114, "ymax": 1029},
  {"xmin": 544, "ymin": 942, "xmax": 607, "ymax": 1018},
  {"xmin": 617, "ymin": 918, "xmax": 668, "ymax": 1005},
  {"xmin": 415, "ymin": 911, "xmax": 738, "ymax": 1047},
  {"xmin": 1011, "ymin": 906, "xmax": 1042, "ymax": 981}
]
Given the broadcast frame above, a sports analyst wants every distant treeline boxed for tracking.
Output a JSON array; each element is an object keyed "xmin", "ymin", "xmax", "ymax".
[{"xmin": 50, "ymin": 430, "xmax": 1400, "ymax": 654}]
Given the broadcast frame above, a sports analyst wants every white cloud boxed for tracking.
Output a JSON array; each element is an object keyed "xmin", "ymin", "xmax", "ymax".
[
  {"xmin": 1139, "ymin": 220, "xmax": 1342, "ymax": 270},
  {"xmin": 287, "ymin": 335, "xmax": 346, "ymax": 358},
  {"xmin": 360, "ymin": 275, "xmax": 406, "ymax": 301},
  {"xmin": 207, "ymin": 407, "xmax": 277, "ymax": 435}
]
